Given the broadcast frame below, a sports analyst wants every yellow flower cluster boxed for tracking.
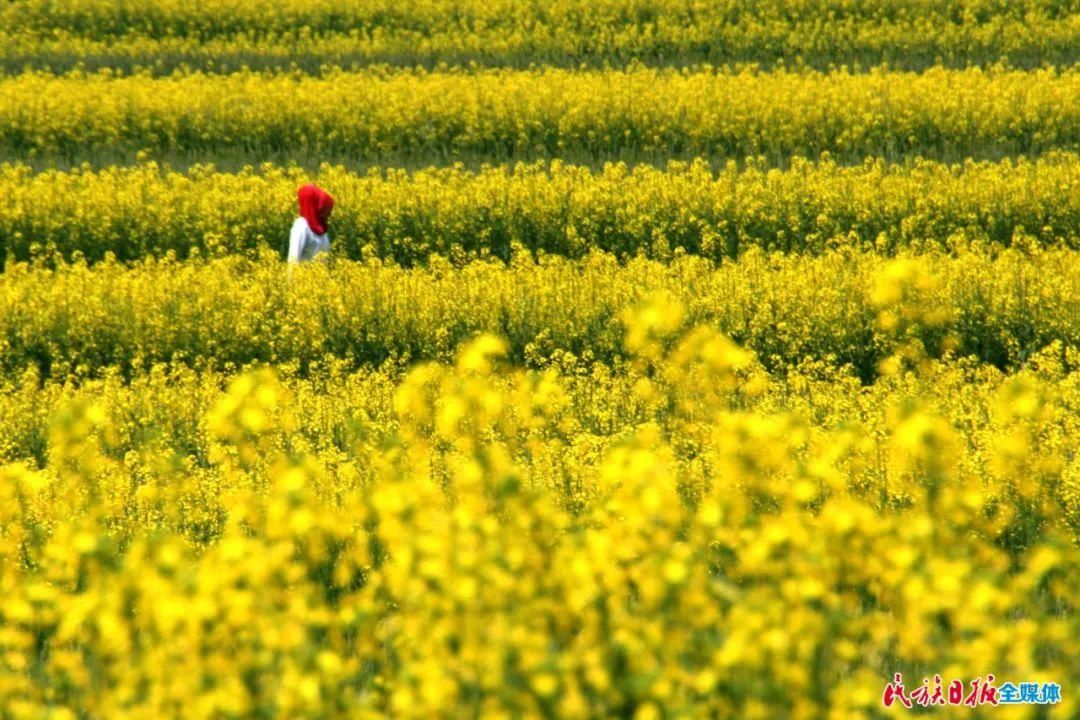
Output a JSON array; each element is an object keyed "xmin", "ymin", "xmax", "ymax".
[
  {"xmin": 5, "ymin": 155, "xmax": 1080, "ymax": 263},
  {"xmin": 3, "ymin": 0, "xmax": 1076, "ymax": 73},
  {"xmin": 1, "ymin": 300, "xmax": 1076, "ymax": 719},
  {"xmin": 2, "ymin": 3, "xmax": 1078, "ymax": 715},
  {"xmin": 0, "ymin": 249, "xmax": 1076, "ymax": 383},
  {"xmin": 6, "ymin": 66, "xmax": 1080, "ymax": 164}
]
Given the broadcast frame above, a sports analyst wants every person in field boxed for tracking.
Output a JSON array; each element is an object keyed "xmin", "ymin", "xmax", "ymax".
[{"xmin": 288, "ymin": 184, "xmax": 335, "ymax": 263}]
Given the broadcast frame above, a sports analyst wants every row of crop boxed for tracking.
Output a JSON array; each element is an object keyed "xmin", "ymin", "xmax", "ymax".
[
  {"xmin": 0, "ymin": 248, "xmax": 1075, "ymax": 382},
  {"xmin": 5, "ymin": 156, "xmax": 1080, "ymax": 264},
  {"xmin": 10, "ymin": 0, "xmax": 1075, "ymax": 39},
  {"xmin": 1, "ymin": 315, "xmax": 1076, "ymax": 717},
  {"xmin": 4, "ymin": 0, "xmax": 1079, "ymax": 72},
  {"xmin": 0, "ymin": 335, "xmax": 1076, "ymax": 511},
  {"xmin": 6, "ymin": 67, "xmax": 1080, "ymax": 164}
]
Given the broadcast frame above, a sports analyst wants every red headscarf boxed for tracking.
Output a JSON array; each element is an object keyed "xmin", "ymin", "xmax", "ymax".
[{"xmin": 297, "ymin": 184, "xmax": 334, "ymax": 235}]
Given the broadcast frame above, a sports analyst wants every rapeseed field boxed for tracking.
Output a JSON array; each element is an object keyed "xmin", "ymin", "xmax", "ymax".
[{"xmin": 0, "ymin": 2, "xmax": 1076, "ymax": 718}]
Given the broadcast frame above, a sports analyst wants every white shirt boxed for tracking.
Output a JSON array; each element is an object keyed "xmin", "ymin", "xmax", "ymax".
[{"xmin": 288, "ymin": 217, "xmax": 330, "ymax": 263}]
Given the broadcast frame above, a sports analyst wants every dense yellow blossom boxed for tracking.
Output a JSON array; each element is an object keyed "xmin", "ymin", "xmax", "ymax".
[
  {"xmin": 0, "ymin": 249, "xmax": 1075, "ymax": 382},
  {"xmin": 5, "ymin": 155, "xmax": 1080, "ymax": 263},
  {"xmin": 3, "ymin": 0, "xmax": 1077, "ymax": 73},
  {"xmin": 2, "ymin": 2, "xmax": 1077, "ymax": 716},
  {"xmin": 0, "ymin": 304, "xmax": 1076, "ymax": 718},
  {"xmin": 6, "ymin": 66, "xmax": 1080, "ymax": 164}
]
